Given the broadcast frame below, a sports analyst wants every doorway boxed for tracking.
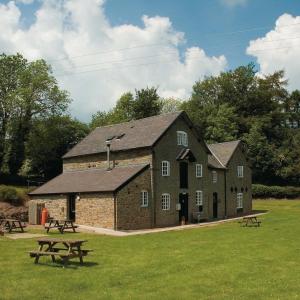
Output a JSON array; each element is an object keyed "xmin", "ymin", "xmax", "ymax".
[
  {"xmin": 213, "ymin": 192, "xmax": 218, "ymax": 218},
  {"xmin": 179, "ymin": 193, "xmax": 189, "ymax": 223},
  {"xmin": 68, "ymin": 194, "xmax": 76, "ymax": 221},
  {"xmin": 179, "ymin": 162, "xmax": 188, "ymax": 189}
]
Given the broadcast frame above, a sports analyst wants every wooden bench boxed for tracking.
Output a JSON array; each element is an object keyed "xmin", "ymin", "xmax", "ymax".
[
  {"xmin": 29, "ymin": 238, "xmax": 92, "ymax": 267},
  {"xmin": 240, "ymin": 216, "xmax": 261, "ymax": 227}
]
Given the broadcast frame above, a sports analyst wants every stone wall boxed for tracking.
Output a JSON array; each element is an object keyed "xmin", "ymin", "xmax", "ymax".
[
  {"xmin": 63, "ymin": 148, "xmax": 152, "ymax": 172},
  {"xmin": 208, "ymin": 169, "xmax": 226, "ymax": 219},
  {"xmin": 116, "ymin": 168, "xmax": 152, "ymax": 230},
  {"xmin": 225, "ymin": 145, "xmax": 252, "ymax": 217},
  {"xmin": 75, "ymin": 193, "xmax": 115, "ymax": 228},
  {"xmin": 152, "ymin": 117, "xmax": 211, "ymax": 227},
  {"xmin": 29, "ymin": 195, "xmax": 67, "ymax": 220}
]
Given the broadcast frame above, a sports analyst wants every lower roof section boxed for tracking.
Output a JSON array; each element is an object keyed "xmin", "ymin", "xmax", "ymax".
[{"xmin": 29, "ymin": 164, "xmax": 149, "ymax": 195}]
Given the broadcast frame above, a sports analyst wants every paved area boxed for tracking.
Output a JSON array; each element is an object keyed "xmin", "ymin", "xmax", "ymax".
[
  {"xmin": 4, "ymin": 233, "xmax": 47, "ymax": 240},
  {"xmin": 77, "ymin": 211, "xmax": 268, "ymax": 237}
]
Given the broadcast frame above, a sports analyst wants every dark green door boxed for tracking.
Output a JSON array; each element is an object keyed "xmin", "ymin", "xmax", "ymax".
[
  {"xmin": 68, "ymin": 194, "xmax": 76, "ymax": 221},
  {"xmin": 213, "ymin": 192, "xmax": 218, "ymax": 218},
  {"xmin": 179, "ymin": 193, "xmax": 189, "ymax": 223}
]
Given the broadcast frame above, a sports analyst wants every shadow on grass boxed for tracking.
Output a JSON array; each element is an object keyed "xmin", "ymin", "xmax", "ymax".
[{"xmin": 33, "ymin": 260, "xmax": 99, "ymax": 269}]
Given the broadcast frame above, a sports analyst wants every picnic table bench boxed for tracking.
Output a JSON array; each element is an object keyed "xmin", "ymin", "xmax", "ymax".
[
  {"xmin": 29, "ymin": 238, "xmax": 92, "ymax": 267},
  {"xmin": 239, "ymin": 216, "xmax": 261, "ymax": 227},
  {"xmin": 44, "ymin": 219, "xmax": 78, "ymax": 234},
  {"xmin": 0, "ymin": 218, "xmax": 27, "ymax": 233}
]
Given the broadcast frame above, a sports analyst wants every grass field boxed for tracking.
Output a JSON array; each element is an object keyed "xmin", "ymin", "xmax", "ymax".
[{"xmin": 1, "ymin": 200, "xmax": 300, "ymax": 300}]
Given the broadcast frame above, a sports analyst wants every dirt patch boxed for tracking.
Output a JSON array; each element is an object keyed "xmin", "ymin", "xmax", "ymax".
[{"xmin": 0, "ymin": 202, "xmax": 28, "ymax": 221}]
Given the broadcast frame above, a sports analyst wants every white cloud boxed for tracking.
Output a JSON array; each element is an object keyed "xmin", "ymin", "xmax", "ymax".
[
  {"xmin": 16, "ymin": 0, "xmax": 34, "ymax": 4},
  {"xmin": 220, "ymin": 0, "xmax": 248, "ymax": 7},
  {"xmin": 247, "ymin": 13, "xmax": 300, "ymax": 91},
  {"xmin": 0, "ymin": 0, "xmax": 227, "ymax": 121}
]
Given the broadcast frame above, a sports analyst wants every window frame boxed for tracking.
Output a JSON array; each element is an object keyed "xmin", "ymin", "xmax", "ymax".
[
  {"xmin": 237, "ymin": 193, "xmax": 243, "ymax": 209},
  {"xmin": 196, "ymin": 164, "xmax": 203, "ymax": 178},
  {"xmin": 141, "ymin": 190, "xmax": 149, "ymax": 207},
  {"xmin": 177, "ymin": 131, "xmax": 188, "ymax": 147},
  {"xmin": 196, "ymin": 190, "xmax": 203, "ymax": 206},
  {"xmin": 212, "ymin": 170, "xmax": 218, "ymax": 183},
  {"xmin": 162, "ymin": 193, "xmax": 171, "ymax": 210},
  {"xmin": 161, "ymin": 161, "xmax": 170, "ymax": 176},
  {"xmin": 237, "ymin": 165, "xmax": 244, "ymax": 178}
]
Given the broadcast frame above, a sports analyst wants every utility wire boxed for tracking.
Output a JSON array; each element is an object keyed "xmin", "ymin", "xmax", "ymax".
[{"xmin": 46, "ymin": 22, "xmax": 300, "ymax": 64}]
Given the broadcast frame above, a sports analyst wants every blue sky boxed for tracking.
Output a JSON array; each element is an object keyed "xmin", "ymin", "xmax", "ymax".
[
  {"xmin": 0, "ymin": 0, "xmax": 300, "ymax": 120},
  {"xmin": 14, "ymin": 0, "xmax": 300, "ymax": 70}
]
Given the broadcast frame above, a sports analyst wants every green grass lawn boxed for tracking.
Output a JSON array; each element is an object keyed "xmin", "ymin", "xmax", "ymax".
[{"xmin": 1, "ymin": 200, "xmax": 300, "ymax": 300}]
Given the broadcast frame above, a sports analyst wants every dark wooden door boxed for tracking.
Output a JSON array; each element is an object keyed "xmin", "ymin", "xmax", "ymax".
[
  {"xmin": 68, "ymin": 194, "xmax": 76, "ymax": 221},
  {"xmin": 179, "ymin": 162, "xmax": 188, "ymax": 189},
  {"xmin": 213, "ymin": 192, "xmax": 218, "ymax": 218},
  {"xmin": 179, "ymin": 193, "xmax": 189, "ymax": 223}
]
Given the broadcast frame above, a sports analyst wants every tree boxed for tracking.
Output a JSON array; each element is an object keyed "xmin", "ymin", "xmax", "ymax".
[
  {"xmin": 24, "ymin": 116, "xmax": 89, "ymax": 179},
  {"xmin": 0, "ymin": 53, "xmax": 70, "ymax": 176},
  {"xmin": 133, "ymin": 87, "xmax": 161, "ymax": 119},
  {"xmin": 160, "ymin": 97, "xmax": 183, "ymax": 114}
]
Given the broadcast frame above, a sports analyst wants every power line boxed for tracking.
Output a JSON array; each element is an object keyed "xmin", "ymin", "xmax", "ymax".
[
  {"xmin": 52, "ymin": 35, "xmax": 300, "ymax": 73},
  {"xmin": 46, "ymin": 22, "xmax": 300, "ymax": 64},
  {"xmin": 55, "ymin": 43, "xmax": 300, "ymax": 78},
  {"xmin": 53, "ymin": 50, "xmax": 178, "ymax": 72}
]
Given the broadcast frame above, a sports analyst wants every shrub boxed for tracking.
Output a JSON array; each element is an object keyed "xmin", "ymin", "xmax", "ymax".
[
  {"xmin": 252, "ymin": 184, "xmax": 300, "ymax": 199},
  {"xmin": 0, "ymin": 185, "xmax": 27, "ymax": 205}
]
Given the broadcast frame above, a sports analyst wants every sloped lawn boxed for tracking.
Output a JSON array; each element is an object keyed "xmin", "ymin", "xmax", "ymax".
[{"xmin": 1, "ymin": 200, "xmax": 300, "ymax": 299}]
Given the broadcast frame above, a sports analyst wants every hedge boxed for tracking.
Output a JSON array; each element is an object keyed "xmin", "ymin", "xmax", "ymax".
[{"xmin": 252, "ymin": 184, "xmax": 300, "ymax": 199}]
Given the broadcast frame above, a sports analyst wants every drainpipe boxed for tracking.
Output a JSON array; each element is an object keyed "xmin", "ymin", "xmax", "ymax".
[
  {"xmin": 151, "ymin": 150, "xmax": 156, "ymax": 228},
  {"xmin": 113, "ymin": 192, "xmax": 117, "ymax": 230},
  {"xmin": 106, "ymin": 141, "xmax": 111, "ymax": 170},
  {"xmin": 224, "ymin": 170, "xmax": 227, "ymax": 218}
]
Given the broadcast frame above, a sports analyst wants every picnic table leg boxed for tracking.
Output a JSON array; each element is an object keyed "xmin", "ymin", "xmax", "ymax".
[
  {"xmin": 18, "ymin": 221, "xmax": 24, "ymax": 233},
  {"xmin": 77, "ymin": 245, "xmax": 83, "ymax": 265},
  {"xmin": 35, "ymin": 244, "xmax": 44, "ymax": 264}
]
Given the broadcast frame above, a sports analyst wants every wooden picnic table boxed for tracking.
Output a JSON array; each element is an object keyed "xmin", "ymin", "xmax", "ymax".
[
  {"xmin": 0, "ymin": 218, "xmax": 26, "ymax": 233},
  {"xmin": 29, "ymin": 238, "xmax": 92, "ymax": 267},
  {"xmin": 44, "ymin": 219, "xmax": 78, "ymax": 234},
  {"xmin": 240, "ymin": 216, "xmax": 261, "ymax": 227}
]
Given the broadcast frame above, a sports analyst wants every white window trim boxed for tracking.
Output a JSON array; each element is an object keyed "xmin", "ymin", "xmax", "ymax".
[
  {"xmin": 161, "ymin": 161, "xmax": 170, "ymax": 176},
  {"xmin": 237, "ymin": 193, "xmax": 243, "ymax": 209},
  {"xmin": 141, "ymin": 190, "xmax": 149, "ymax": 207},
  {"xmin": 196, "ymin": 164, "xmax": 203, "ymax": 178},
  {"xmin": 162, "ymin": 193, "xmax": 171, "ymax": 210},
  {"xmin": 196, "ymin": 190, "xmax": 203, "ymax": 206},
  {"xmin": 237, "ymin": 166, "xmax": 244, "ymax": 178},
  {"xmin": 177, "ymin": 131, "xmax": 188, "ymax": 147},
  {"xmin": 212, "ymin": 171, "xmax": 217, "ymax": 183}
]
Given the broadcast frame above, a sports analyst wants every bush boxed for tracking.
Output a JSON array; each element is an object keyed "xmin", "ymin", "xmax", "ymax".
[
  {"xmin": 252, "ymin": 184, "xmax": 300, "ymax": 199},
  {"xmin": 0, "ymin": 185, "xmax": 27, "ymax": 205}
]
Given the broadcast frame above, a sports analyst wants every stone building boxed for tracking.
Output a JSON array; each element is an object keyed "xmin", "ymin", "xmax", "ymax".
[{"xmin": 29, "ymin": 111, "xmax": 252, "ymax": 230}]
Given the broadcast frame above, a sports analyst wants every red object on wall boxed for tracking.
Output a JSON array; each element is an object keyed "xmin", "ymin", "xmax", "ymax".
[{"xmin": 41, "ymin": 208, "xmax": 48, "ymax": 225}]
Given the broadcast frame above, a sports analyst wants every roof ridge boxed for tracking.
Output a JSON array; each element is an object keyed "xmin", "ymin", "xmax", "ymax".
[
  {"xmin": 95, "ymin": 111, "xmax": 183, "ymax": 129},
  {"xmin": 208, "ymin": 140, "xmax": 241, "ymax": 146}
]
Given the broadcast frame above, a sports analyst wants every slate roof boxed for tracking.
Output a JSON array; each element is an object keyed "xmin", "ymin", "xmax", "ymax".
[
  {"xmin": 63, "ymin": 112, "xmax": 183, "ymax": 159},
  {"xmin": 207, "ymin": 154, "xmax": 226, "ymax": 169},
  {"xmin": 208, "ymin": 140, "xmax": 241, "ymax": 167},
  {"xmin": 29, "ymin": 164, "xmax": 149, "ymax": 195}
]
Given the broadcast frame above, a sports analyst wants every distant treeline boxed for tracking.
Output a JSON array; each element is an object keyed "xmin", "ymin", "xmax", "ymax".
[{"xmin": 1, "ymin": 54, "xmax": 300, "ymax": 186}]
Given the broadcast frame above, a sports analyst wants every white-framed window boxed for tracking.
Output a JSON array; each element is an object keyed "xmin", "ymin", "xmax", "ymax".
[
  {"xmin": 162, "ymin": 193, "xmax": 171, "ymax": 210},
  {"xmin": 212, "ymin": 171, "xmax": 217, "ymax": 183},
  {"xmin": 161, "ymin": 161, "xmax": 170, "ymax": 176},
  {"xmin": 237, "ymin": 193, "xmax": 243, "ymax": 209},
  {"xmin": 196, "ymin": 190, "xmax": 203, "ymax": 206},
  {"xmin": 177, "ymin": 131, "xmax": 188, "ymax": 147},
  {"xmin": 141, "ymin": 190, "xmax": 149, "ymax": 207},
  {"xmin": 196, "ymin": 164, "xmax": 203, "ymax": 178},
  {"xmin": 237, "ymin": 166, "xmax": 244, "ymax": 178}
]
